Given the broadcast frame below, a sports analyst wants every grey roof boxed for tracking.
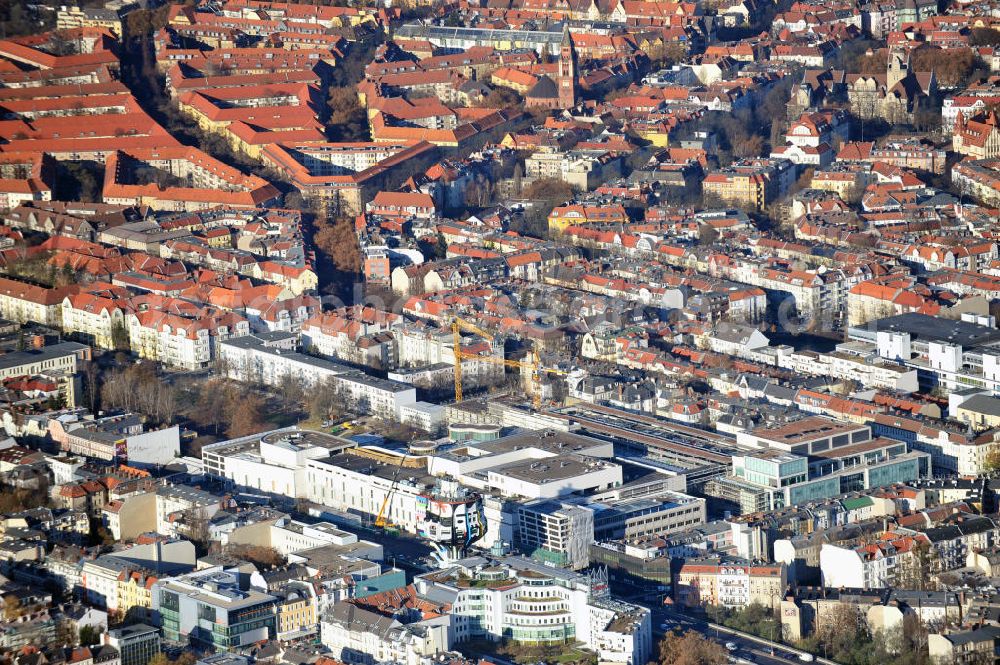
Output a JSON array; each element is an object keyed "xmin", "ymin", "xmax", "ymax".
[
  {"xmin": 0, "ymin": 342, "xmax": 88, "ymax": 372},
  {"xmin": 889, "ymin": 590, "xmax": 959, "ymax": 609},
  {"xmin": 863, "ymin": 313, "xmax": 1000, "ymax": 348},
  {"xmin": 941, "ymin": 624, "xmax": 1000, "ymax": 647},
  {"xmin": 108, "ymin": 623, "xmax": 158, "ymax": 639},
  {"xmin": 394, "ymin": 23, "xmax": 565, "ymax": 47},
  {"xmin": 958, "ymin": 394, "xmax": 1000, "ymax": 418},
  {"xmin": 325, "ymin": 602, "xmax": 399, "ymax": 637},
  {"xmin": 528, "ymin": 75, "xmax": 558, "ymax": 99}
]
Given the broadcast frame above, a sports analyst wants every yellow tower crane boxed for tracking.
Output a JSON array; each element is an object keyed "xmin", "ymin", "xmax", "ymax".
[
  {"xmin": 374, "ymin": 453, "xmax": 407, "ymax": 530},
  {"xmin": 451, "ymin": 317, "xmax": 568, "ymax": 411}
]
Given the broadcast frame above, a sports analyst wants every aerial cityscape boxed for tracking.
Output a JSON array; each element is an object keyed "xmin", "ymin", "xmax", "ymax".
[{"xmin": 1, "ymin": 0, "xmax": 1000, "ymax": 664}]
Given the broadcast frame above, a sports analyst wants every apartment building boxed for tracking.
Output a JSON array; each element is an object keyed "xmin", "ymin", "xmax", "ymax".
[
  {"xmin": 942, "ymin": 81, "xmax": 1000, "ymax": 135},
  {"xmin": 306, "ymin": 447, "xmax": 488, "ymax": 549},
  {"xmin": 953, "ymin": 111, "xmax": 1000, "ymax": 160},
  {"xmin": 320, "ymin": 599, "xmax": 448, "ymax": 665},
  {"xmin": 365, "ymin": 191, "xmax": 437, "ymax": 221},
  {"xmin": 262, "ymin": 141, "xmax": 438, "ymax": 215},
  {"xmin": 56, "ymin": 5, "xmax": 133, "ymax": 36},
  {"xmin": 703, "ymin": 158, "xmax": 795, "ymax": 212},
  {"xmin": 61, "ymin": 291, "xmax": 129, "ymax": 350},
  {"xmin": 548, "ymin": 203, "xmax": 628, "ymax": 234},
  {"xmin": 709, "ymin": 255, "xmax": 847, "ymax": 323},
  {"xmin": 674, "ymin": 558, "xmax": 787, "ymax": 610},
  {"xmin": 103, "ymin": 147, "xmax": 280, "ymax": 212},
  {"xmin": 81, "ymin": 540, "xmax": 195, "ymax": 614},
  {"xmin": 393, "ymin": 23, "xmax": 565, "ymax": 54},
  {"xmin": 952, "ymin": 158, "xmax": 1000, "ymax": 207},
  {"xmin": 176, "ymin": 83, "xmax": 323, "ymax": 143},
  {"xmin": 0, "ymin": 277, "xmax": 80, "ymax": 327},
  {"xmin": 525, "ymin": 150, "xmax": 623, "ymax": 191},
  {"xmin": 416, "ymin": 556, "xmax": 652, "ymax": 665},
  {"xmin": 0, "ymin": 152, "xmax": 55, "ymax": 209},
  {"xmin": 820, "ymin": 536, "xmax": 920, "ymax": 589},
  {"xmin": 219, "ymin": 335, "xmax": 417, "ymax": 420},
  {"xmin": 155, "ymin": 484, "xmax": 223, "ymax": 538},
  {"xmin": 56, "ymin": 417, "xmax": 180, "ymax": 467},
  {"xmin": 127, "ymin": 309, "xmax": 250, "ymax": 370},
  {"xmin": 276, "ymin": 581, "xmax": 318, "ymax": 641},
  {"xmin": 838, "ymin": 139, "xmax": 947, "ymax": 174},
  {"xmin": 953, "ymin": 394, "xmax": 1000, "ymax": 431},
  {"xmin": 778, "ymin": 347, "xmax": 918, "ymax": 393},
  {"xmin": 0, "ymin": 341, "xmax": 90, "ymax": 407},
  {"xmin": 395, "ymin": 324, "xmax": 504, "ymax": 389},
  {"xmin": 300, "ymin": 307, "xmax": 402, "ymax": 370},
  {"xmin": 871, "ymin": 412, "xmax": 1000, "ymax": 476},
  {"xmin": 771, "ymin": 110, "xmax": 848, "ymax": 166},
  {"xmin": 228, "ymin": 514, "xmax": 383, "ymax": 560},
  {"xmin": 847, "ymin": 276, "xmax": 934, "ymax": 327}
]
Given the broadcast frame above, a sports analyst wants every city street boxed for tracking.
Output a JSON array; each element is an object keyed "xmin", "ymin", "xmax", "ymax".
[
  {"xmin": 652, "ymin": 606, "xmax": 823, "ymax": 665},
  {"xmin": 614, "ymin": 581, "xmax": 832, "ymax": 665}
]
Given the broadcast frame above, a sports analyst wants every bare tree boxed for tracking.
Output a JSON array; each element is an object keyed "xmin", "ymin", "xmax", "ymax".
[{"xmin": 101, "ymin": 363, "xmax": 177, "ymax": 425}]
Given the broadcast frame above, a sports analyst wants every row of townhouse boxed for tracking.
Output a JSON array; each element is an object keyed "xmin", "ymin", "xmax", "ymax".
[
  {"xmin": 160, "ymin": 239, "xmax": 318, "ymax": 295},
  {"xmin": 821, "ymin": 513, "xmax": 999, "ymax": 590},
  {"xmin": 80, "ymin": 540, "xmax": 196, "ymax": 616}
]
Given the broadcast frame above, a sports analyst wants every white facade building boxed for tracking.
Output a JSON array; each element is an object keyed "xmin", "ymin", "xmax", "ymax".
[
  {"xmin": 416, "ymin": 556, "xmax": 651, "ymax": 665},
  {"xmin": 220, "ymin": 335, "xmax": 417, "ymax": 420}
]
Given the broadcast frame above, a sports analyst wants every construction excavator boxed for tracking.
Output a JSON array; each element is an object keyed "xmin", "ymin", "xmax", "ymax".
[{"xmin": 451, "ymin": 316, "xmax": 567, "ymax": 411}]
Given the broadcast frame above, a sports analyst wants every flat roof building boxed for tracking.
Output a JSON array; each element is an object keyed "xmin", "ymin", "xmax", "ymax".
[{"xmin": 152, "ymin": 567, "xmax": 278, "ymax": 652}]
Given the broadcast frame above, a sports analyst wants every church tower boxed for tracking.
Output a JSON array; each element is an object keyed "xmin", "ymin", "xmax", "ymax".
[
  {"xmin": 558, "ymin": 25, "xmax": 576, "ymax": 109},
  {"xmin": 887, "ymin": 48, "xmax": 908, "ymax": 91}
]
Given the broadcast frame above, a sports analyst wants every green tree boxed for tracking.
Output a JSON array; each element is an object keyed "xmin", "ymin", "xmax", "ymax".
[
  {"xmin": 435, "ymin": 232, "xmax": 449, "ymax": 259},
  {"xmin": 0, "ymin": 488, "xmax": 49, "ymax": 513},
  {"xmin": 54, "ymin": 161, "xmax": 103, "ymax": 203},
  {"xmin": 519, "ymin": 177, "xmax": 575, "ymax": 238},
  {"xmin": 111, "ymin": 320, "xmax": 130, "ymax": 352},
  {"xmin": 147, "ymin": 652, "xmax": 196, "ymax": 665},
  {"xmin": 706, "ymin": 604, "xmax": 782, "ymax": 642},
  {"xmin": 190, "ymin": 378, "xmax": 230, "ymax": 435},
  {"xmin": 79, "ymin": 624, "xmax": 102, "ymax": 646},
  {"xmin": 523, "ymin": 177, "xmax": 574, "ymax": 202},
  {"xmin": 645, "ymin": 40, "xmax": 688, "ymax": 68},
  {"xmin": 985, "ymin": 447, "xmax": 1000, "ymax": 472}
]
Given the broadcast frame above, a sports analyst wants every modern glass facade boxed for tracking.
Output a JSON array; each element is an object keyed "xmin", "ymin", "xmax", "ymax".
[
  {"xmin": 153, "ymin": 572, "xmax": 278, "ymax": 653},
  {"xmin": 106, "ymin": 624, "xmax": 160, "ymax": 665},
  {"xmin": 716, "ymin": 441, "xmax": 929, "ymax": 514}
]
